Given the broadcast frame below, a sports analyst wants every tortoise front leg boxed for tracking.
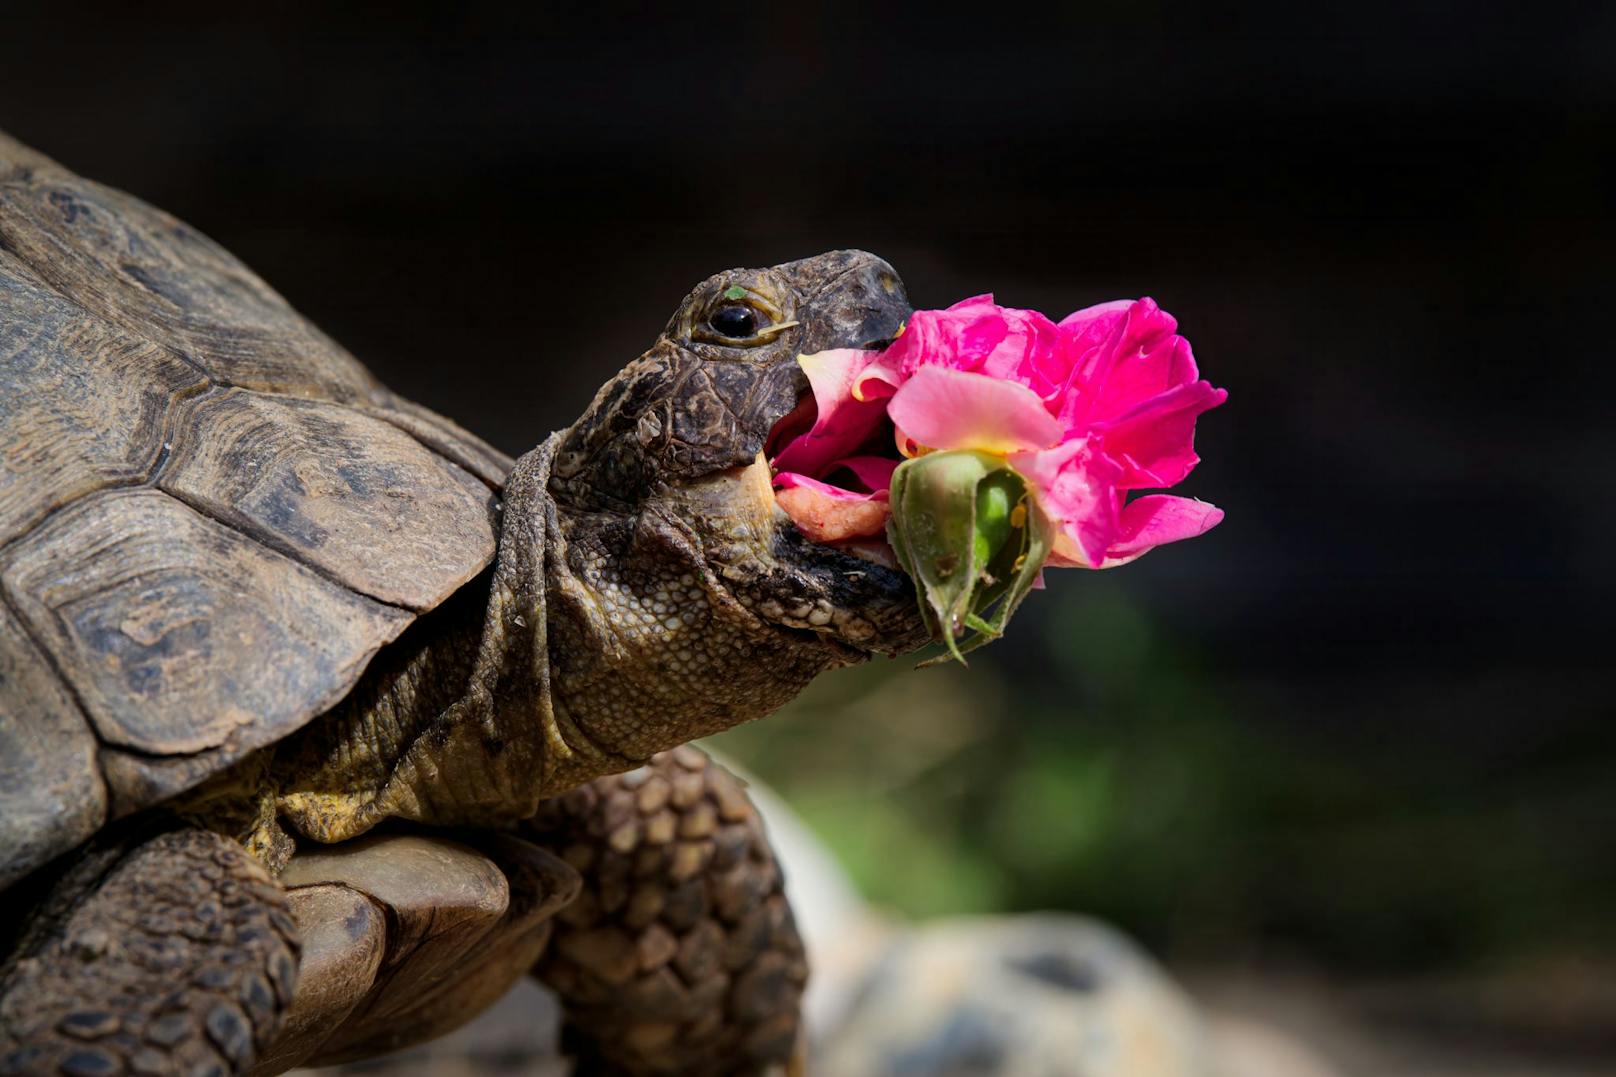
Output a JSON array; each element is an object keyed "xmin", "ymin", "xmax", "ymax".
[
  {"xmin": 0, "ymin": 829, "xmax": 299, "ymax": 1076},
  {"xmin": 527, "ymin": 748, "xmax": 808, "ymax": 1076},
  {"xmin": 260, "ymin": 832, "xmax": 578, "ymax": 1072}
]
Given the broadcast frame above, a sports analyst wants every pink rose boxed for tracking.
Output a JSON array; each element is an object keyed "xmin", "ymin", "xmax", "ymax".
[{"xmin": 771, "ymin": 295, "xmax": 1227, "ymax": 568}]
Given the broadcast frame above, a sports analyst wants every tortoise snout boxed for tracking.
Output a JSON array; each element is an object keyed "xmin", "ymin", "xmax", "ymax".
[{"xmin": 787, "ymin": 250, "xmax": 912, "ymax": 355}]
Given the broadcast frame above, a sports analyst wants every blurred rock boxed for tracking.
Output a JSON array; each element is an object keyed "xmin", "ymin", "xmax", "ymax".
[
  {"xmin": 1208, "ymin": 1015, "xmax": 1341, "ymax": 1077},
  {"xmin": 817, "ymin": 914, "xmax": 1208, "ymax": 1077}
]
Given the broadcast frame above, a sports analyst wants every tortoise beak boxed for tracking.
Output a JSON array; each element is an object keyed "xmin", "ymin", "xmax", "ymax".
[{"xmin": 782, "ymin": 249, "xmax": 913, "ymax": 355}]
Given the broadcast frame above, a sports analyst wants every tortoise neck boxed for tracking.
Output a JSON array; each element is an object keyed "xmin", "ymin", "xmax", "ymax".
[
  {"xmin": 267, "ymin": 568, "xmax": 503, "ymax": 843},
  {"xmin": 271, "ymin": 441, "xmax": 573, "ymax": 845},
  {"xmin": 540, "ymin": 498, "xmax": 843, "ymax": 776}
]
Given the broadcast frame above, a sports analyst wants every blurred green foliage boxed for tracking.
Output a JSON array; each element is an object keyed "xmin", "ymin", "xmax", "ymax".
[{"xmin": 709, "ymin": 576, "xmax": 1616, "ymax": 975}]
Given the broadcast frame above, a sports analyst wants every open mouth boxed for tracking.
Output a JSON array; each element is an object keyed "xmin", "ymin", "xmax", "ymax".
[{"xmin": 762, "ymin": 351, "xmax": 906, "ymax": 568}]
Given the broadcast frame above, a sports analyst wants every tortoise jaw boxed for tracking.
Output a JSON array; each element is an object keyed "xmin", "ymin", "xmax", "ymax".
[{"xmin": 660, "ymin": 453, "xmax": 926, "ymax": 658}]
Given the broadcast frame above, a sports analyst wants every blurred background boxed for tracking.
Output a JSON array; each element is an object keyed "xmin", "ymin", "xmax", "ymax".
[{"xmin": 4, "ymin": 4, "xmax": 1612, "ymax": 1072}]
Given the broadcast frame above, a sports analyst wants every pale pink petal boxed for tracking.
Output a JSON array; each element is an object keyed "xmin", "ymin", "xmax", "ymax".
[
  {"xmin": 775, "ymin": 476, "xmax": 892, "ymax": 543},
  {"xmin": 1092, "ymin": 379, "xmax": 1228, "ymax": 488},
  {"xmin": 1046, "ymin": 532, "xmax": 1088, "ymax": 569},
  {"xmin": 1097, "ymin": 495, "xmax": 1224, "ymax": 567},
  {"xmin": 887, "ymin": 367, "xmax": 1063, "ymax": 455},
  {"xmin": 770, "ymin": 348, "xmax": 888, "ymax": 477}
]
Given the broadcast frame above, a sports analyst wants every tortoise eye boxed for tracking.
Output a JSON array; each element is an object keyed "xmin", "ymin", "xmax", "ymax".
[{"xmin": 708, "ymin": 304, "xmax": 761, "ymax": 340}]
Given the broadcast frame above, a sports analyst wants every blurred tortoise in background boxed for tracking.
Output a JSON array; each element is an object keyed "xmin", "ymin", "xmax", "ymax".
[{"xmin": 0, "ymin": 130, "xmax": 927, "ymax": 1075}]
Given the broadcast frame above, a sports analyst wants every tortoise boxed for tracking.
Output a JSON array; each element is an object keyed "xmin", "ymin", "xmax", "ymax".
[{"xmin": 0, "ymin": 130, "xmax": 928, "ymax": 1075}]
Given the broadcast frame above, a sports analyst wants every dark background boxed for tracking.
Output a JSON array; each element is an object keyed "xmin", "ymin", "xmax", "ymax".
[{"xmin": 5, "ymin": 2, "xmax": 1613, "ymax": 1064}]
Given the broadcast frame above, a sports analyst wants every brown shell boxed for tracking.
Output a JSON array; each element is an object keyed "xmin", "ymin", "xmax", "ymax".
[{"xmin": 0, "ymin": 130, "xmax": 515, "ymax": 887}]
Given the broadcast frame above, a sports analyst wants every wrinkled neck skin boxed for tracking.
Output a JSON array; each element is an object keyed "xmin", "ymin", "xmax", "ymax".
[
  {"xmin": 255, "ymin": 437, "xmax": 892, "ymax": 866},
  {"xmin": 544, "ymin": 456, "xmax": 871, "ymax": 773}
]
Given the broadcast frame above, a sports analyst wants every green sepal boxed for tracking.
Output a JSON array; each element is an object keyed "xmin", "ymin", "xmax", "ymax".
[{"xmin": 886, "ymin": 450, "xmax": 1056, "ymax": 666}]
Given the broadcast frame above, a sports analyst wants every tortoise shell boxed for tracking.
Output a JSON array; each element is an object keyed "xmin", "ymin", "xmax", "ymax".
[{"xmin": 0, "ymin": 131, "xmax": 513, "ymax": 887}]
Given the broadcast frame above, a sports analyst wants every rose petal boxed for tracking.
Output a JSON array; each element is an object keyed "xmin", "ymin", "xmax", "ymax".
[
  {"xmin": 775, "ymin": 475, "xmax": 893, "ymax": 543},
  {"xmin": 887, "ymin": 367, "xmax": 1063, "ymax": 455},
  {"xmin": 828, "ymin": 455, "xmax": 899, "ymax": 493},
  {"xmin": 877, "ymin": 295, "xmax": 1064, "ymax": 393},
  {"xmin": 1096, "ymin": 495, "xmax": 1225, "ymax": 567},
  {"xmin": 1058, "ymin": 298, "xmax": 1197, "ymax": 428},
  {"xmin": 1008, "ymin": 439, "xmax": 1124, "ymax": 569},
  {"xmin": 1057, "ymin": 298, "xmax": 1135, "ymax": 341},
  {"xmin": 771, "ymin": 349, "xmax": 888, "ymax": 477},
  {"xmin": 1087, "ymin": 320, "xmax": 1203, "ymax": 424},
  {"xmin": 851, "ymin": 358, "xmax": 902, "ymax": 403},
  {"xmin": 881, "ymin": 295, "xmax": 993, "ymax": 377},
  {"xmin": 774, "ymin": 471, "xmax": 880, "ymax": 498},
  {"xmin": 1092, "ymin": 379, "xmax": 1228, "ymax": 488}
]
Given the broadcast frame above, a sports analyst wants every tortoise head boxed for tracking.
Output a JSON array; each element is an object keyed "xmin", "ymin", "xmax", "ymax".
[
  {"xmin": 539, "ymin": 251, "xmax": 929, "ymax": 764},
  {"xmin": 551, "ymin": 250, "xmax": 908, "ymax": 504}
]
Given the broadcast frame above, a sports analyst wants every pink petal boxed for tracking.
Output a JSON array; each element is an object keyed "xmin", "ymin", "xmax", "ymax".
[
  {"xmin": 1074, "ymin": 299, "xmax": 1174, "ymax": 395},
  {"xmin": 1098, "ymin": 495, "xmax": 1224, "ymax": 567},
  {"xmin": 774, "ymin": 474, "xmax": 892, "ymax": 543},
  {"xmin": 774, "ymin": 471, "xmax": 882, "ymax": 500},
  {"xmin": 1058, "ymin": 298, "xmax": 1197, "ymax": 428},
  {"xmin": 1106, "ymin": 325, "xmax": 1200, "ymax": 414},
  {"xmin": 951, "ymin": 301, "xmax": 1062, "ymax": 388},
  {"xmin": 887, "ymin": 367, "xmax": 1063, "ymax": 455},
  {"xmin": 1008, "ymin": 439, "xmax": 1124, "ymax": 569},
  {"xmin": 948, "ymin": 293, "xmax": 997, "ymax": 310},
  {"xmin": 902, "ymin": 294, "xmax": 996, "ymax": 374},
  {"xmin": 1057, "ymin": 299, "xmax": 1135, "ymax": 340},
  {"xmin": 1092, "ymin": 379, "xmax": 1228, "ymax": 488},
  {"xmin": 829, "ymin": 455, "xmax": 899, "ymax": 493},
  {"xmin": 851, "ymin": 359, "xmax": 901, "ymax": 403},
  {"xmin": 770, "ymin": 349, "xmax": 889, "ymax": 477},
  {"xmin": 849, "ymin": 301, "xmax": 957, "ymax": 400},
  {"xmin": 1045, "ymin": 300, "xmax": 1133, "ymax": 406}
]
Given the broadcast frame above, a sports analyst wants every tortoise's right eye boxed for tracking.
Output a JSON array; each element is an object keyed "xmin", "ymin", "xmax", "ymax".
[
  {"xmin": 690, "ymin": 284, "xmax": 793, "ymax": 348},
  {"xmin": 709, "ymin": 304, "xmax": 760, "ymax": 340}
]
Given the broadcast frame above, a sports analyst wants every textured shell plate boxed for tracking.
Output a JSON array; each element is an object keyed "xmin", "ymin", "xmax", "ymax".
[{"xmin": 0, "ymin": 131, "xmax": 514, "ymax": 886}]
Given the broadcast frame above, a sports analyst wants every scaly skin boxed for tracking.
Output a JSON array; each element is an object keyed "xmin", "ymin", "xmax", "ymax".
[
  {"xmin": 529, "ymin": 748, "xmax": 807, "ymax": 1076},
  {"xmin": 0, "ymin": 831, "xmax": 299, "ymax": 1076}
]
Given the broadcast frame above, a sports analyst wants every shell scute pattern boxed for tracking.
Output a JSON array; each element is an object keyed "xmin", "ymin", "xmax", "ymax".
[{"xmin": 0, "ymin": 132, "xmax": 503, "ymax": 883}]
